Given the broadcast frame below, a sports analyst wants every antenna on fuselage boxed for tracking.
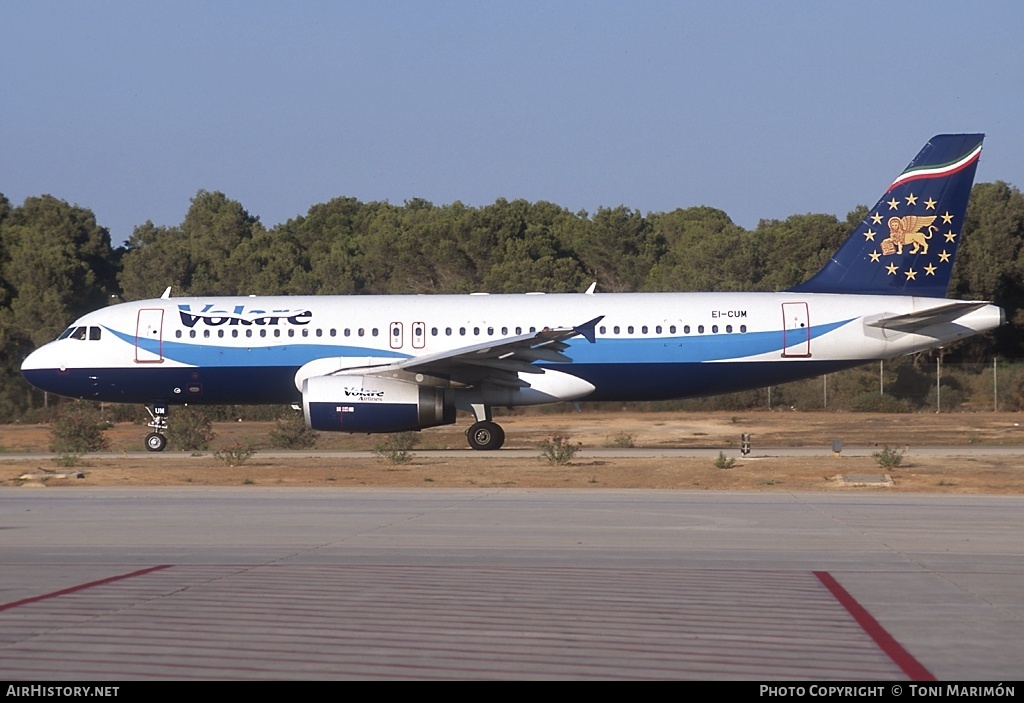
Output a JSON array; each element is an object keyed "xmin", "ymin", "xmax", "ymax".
[
  {"xmin": 584, "ymin": 282, "xmax": 597, "ymax": 295},
  {"xmin": 160, "ymin": 286, "xmax": 172, "ymax": 299}
]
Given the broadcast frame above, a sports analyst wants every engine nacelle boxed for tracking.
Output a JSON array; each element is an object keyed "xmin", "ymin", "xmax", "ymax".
[{"xmin": 302, "ymin": 375, "xmax": 455, "ymax": 433}]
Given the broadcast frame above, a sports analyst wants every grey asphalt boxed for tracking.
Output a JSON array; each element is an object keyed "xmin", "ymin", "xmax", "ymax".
[{"xmin": 1, "ymin": 488, "xmax": 1022, "ymax": 680}]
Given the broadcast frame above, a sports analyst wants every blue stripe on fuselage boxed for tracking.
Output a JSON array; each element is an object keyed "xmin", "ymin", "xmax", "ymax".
[
  {"xmin": 108, "ymin": 327, "xmax": 409, "ymax": 366},
  {"xmin": 113, "ymin": 318, "xmax": 855, "ymax": 367}
]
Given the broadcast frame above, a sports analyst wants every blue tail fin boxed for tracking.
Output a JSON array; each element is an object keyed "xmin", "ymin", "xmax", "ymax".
[{"xmin": 790, "ymin": 133, "xmax": 983, "ymax": 297}]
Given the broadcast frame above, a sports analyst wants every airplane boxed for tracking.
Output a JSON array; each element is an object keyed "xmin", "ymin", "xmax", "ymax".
[{"xmin": 21, "ymin": 134, "xmax": 1003, "ymax": 452}]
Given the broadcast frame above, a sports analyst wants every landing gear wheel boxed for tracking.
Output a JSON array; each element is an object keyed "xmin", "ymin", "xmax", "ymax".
[
  {"xmin": 145, "ymin": 432, "xmax": 167, "ymax": 452},
  {"xmin": 467, "ymin": 421, "xmax": 505, "ymax": 451}
]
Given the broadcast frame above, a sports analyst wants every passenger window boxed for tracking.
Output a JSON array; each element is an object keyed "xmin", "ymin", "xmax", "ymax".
[
  {"xmin": 189, "ymin": 330, "xmax": 197, "ymax": 339},
  {"xmin": 726, "ymin": 325, "xmax": 733, "ymax": 333},
  {"xmin": 712, "ymin": 325, "xmax": 718, "ymax": 333},
  {"xmin": 698, "ymin": 325, "xmax": 704, "ymax": 334},
  {"xmin": 740, "ymin": 325, "xmax": 747, "ymax": 333},
  {"xmin": 175, "ymin": 330, "xmax": 182, "ymax": 339}
]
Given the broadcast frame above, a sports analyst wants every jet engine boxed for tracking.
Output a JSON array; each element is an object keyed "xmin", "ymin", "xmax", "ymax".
[{"xmin": 302, "ymin": 375, "xmax": 455, "ymax": 433}]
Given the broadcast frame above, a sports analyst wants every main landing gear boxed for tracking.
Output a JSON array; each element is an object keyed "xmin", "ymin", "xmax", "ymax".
[
  {"xmin": 144, "ymin": 404, "xmax": 169, "ymax": 452},
  {"xmin": 465, "ymin": 404, "xmax": 505, "ymax": 450}
]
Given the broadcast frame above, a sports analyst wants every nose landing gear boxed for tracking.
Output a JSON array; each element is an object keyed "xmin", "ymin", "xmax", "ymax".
[{"xmin": 144, "ymin": 404, "xmax": 169, "ymax": 452}]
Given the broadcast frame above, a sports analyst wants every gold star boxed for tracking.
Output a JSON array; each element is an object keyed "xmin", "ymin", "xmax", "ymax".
[
  {"xmin": 905, "ymin": 193, "xmax": 918, "ymax": 206},
  {"xmin": 887, "ymin": 198, "xmax": 900, "ymax": 210},
  {"xmin": 944, "ymin": 230, "xmax": 957, "ymax": 242},
  {"xmin": 864, "ymin": 229, "xmax": 876, "ymax": 241},
  {"xmin": 905, "ymin": 268, "xmax": 917, "ymax": 280},
  {"xmin": 924, "ymin": 264, "xmax": 937, "ymax": 276},
  {"xmin": 869, "ymin": 250, "xmax": 881, "ymax": 262},
  {"xmin": 871, "ymin": 212, "xmax": 883, "ymax": 225},
  {"xmin": 886, "ymin": 263, "xmax": 899, "ymax": 275},
  {"xmin": 938, "ymin": 250, "xmax": 951, "ymax": 263},
  {"xmin": 941, "ymin": 211, "xmax": 954, "ymax": 224},
  {"xmin": 924, "ymin": 197, "xmax": 937, "ymax": 210}
]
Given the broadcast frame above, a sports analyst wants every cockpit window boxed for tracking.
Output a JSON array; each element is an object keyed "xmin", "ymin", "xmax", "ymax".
[{"xmin": 58, "ymin": 326, "xmax": 101, "ymax": 341}]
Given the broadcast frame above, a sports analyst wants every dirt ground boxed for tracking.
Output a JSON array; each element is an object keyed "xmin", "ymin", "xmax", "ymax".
[{"xmin": 3, "ymin": 411, "xmax": 1024, "ymax": 493}]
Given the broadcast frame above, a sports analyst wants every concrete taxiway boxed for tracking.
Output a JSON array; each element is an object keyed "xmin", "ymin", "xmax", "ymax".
[{"xmin": 1, "ymin": 488, "xmax": 1022, "ymax": 680}]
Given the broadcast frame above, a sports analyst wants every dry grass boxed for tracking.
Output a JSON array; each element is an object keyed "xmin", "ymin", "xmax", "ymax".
[{"xmin": 3, "ymin": 411, "xmax": 1023, "ymax": 493}]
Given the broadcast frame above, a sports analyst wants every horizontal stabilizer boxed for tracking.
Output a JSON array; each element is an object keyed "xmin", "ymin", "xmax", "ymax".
[{"xmin": 864, "ymin": 301, "xmax": 991, "ymax": 333}]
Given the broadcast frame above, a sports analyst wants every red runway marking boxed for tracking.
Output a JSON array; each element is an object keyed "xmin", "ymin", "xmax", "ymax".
[
  {"xmin": 0, "ymin": 565, "xmax": 172, "ymax": 612},
  {"xmin": 815, "ymin": 570, "xmax": 935, "ymax": 681}
]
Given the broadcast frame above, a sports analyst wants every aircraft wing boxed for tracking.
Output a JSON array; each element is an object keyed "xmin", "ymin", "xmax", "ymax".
[
  {"xmin": 864, "ymin": 302, "xmax": 991, "ymax": 333},
  {"xmin": 331, "ymin": 316, "xmax": 603, "ymax": 388}
]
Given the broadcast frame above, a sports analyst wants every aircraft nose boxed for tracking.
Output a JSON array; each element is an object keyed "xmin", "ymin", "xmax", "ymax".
[
  {"xmin": 20, "ymin": 343, "xmax": 67, "ymax": 395},
  {"xmin": 21, "ymin": 345, "xmax": 53, "ymax": 372}
]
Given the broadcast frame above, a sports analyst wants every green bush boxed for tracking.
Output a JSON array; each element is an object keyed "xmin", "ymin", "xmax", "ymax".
[
  {"xmin": 604, "ymin": 431, "xmax": 636, "ymax": 448},
  {"xmin": 539, "ymin": 434, "xmax": 581, "ymax": 464},
  {"xmin": 49, "ymin": 403, "xmax": 110, "ymax": 454},
  {"xmin": 874, "ymin": 445, "xmax": 904, "ymax": 469},
  {"xmin": 373, "ymin": 432, "xmax": 419, "ymax": 464},
  {"xmin": 269, "ymin": 412, "xmax": 319, "ymax": 449},
  {"xmin": 714, "ymin": 451, "xmax": 735, "ymax": 469},
  {"xmin": 167, "ymin": 406, "xmax": 215, "ymax": 451},
  {"xmin": 849, "ymin": 392, "xmax": 911, "ymax": 413},
  {"xmin": 214, "ymin": 441, "xmax": 256, "ymax": 467}
]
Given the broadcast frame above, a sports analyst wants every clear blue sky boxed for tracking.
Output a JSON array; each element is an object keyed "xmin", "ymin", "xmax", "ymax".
[{"xmin": 4, "ymin": 1, "xmax": 1023, "ymax": 244}]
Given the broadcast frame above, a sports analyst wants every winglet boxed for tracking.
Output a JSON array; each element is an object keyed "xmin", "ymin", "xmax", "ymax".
[
  {"xmin": 573, "ymin": 316, "xmax": 603, "ymax": 344},
  {"xmin": 790, "ymin": 134, "xmax": 983, "ymax": 297}
]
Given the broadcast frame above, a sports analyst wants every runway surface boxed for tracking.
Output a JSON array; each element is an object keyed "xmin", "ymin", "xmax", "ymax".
[{"xmin": 1, "ymin": 489, "xmax": 1022, "ymax": 680}]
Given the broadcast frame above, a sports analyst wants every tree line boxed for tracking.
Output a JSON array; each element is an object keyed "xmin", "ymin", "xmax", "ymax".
[{"xmin": 1, "ymin": 182, "xmax": 1022, "ymax": 421}]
